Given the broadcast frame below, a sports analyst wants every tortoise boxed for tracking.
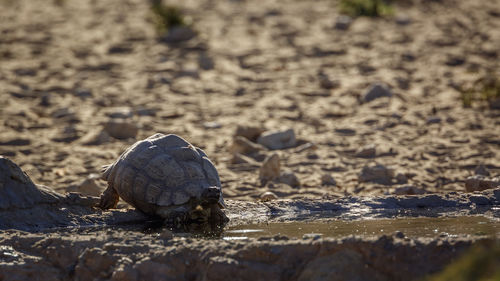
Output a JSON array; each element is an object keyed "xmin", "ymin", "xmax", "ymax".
[{"xmin": 98, "ymin": 133, "xmax": 228, "ymax": 227}]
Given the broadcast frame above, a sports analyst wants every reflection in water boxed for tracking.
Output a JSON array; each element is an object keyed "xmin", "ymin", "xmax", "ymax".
[{"xmin": 140, "ymin": 219, "xmax": 226, "ymax": 239}]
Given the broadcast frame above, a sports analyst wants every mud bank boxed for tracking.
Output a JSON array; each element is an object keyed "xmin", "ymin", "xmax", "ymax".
[{"xmin": 0, "ymin": 228, "xmax": 494, "ymax": 281}]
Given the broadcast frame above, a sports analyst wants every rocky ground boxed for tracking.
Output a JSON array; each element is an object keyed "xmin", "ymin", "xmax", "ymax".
[
  {"xmin": 0, "ymin": 156, "xmax": 498, "ymax": 280},
  {"xmin": 1, "ymin": 0, "xmax": 500, "ymax": 280},
  {"xmin": 0, "ymin": 0, "xmax": 499, "ymax": 202}
]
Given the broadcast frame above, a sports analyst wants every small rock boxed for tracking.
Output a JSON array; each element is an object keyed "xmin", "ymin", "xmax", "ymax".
[
  {"xmin": 358, "ymin": 163, "xmax": 394, "ymax": 185},
  {"xmin": 80, "ymin": 129, "xmax": 111, "ymax": 145},
  {"xmin": 294, "ymin": 142, "xmax": 318, "ymax": 153},
  {"xmin": 68, "ymin": 174, "xmax": 104, "ymax": 196},
  {"xmin": 159, "ymin": 229, "xmax": 173, "ymax": 240},
  {"xmin": 259, "ymin": 153, "xmax": 280, "ymax": 183},
  {"xmin": 203, "ymin": 121, "xmax": 222, "ymax": 129},
  {"xmin": 229, "ymin": 136, "xmax": 267, "ymax": 155},
  {"xmin": 334, "ymin": 15, "xmax": 352, "ymax": 30},
  {"xmin": 355, "ymin": 144, "xmax": 376, "ymax": 158},
  {"xmin": 230, "ymin": 153, "xmax": 259, "ymax": 165},
  {"xmin": 234, "ymin": 125, "xmax": 265, "ymax": 142},
  {"xmin": 334, "ymin": 128, "xmax": 356, "ymax": 136},
  {"xmin": 74, "ymin": 88, "xmax": 93, "ymax": 99},
  {"xmin": 259, "ymin": 191, "xmax": 278, "ymax": 202},
  {"xmin": 106, "ymin": 107, "xmax": 133, "ymax": 119},
  {"xmin": 318, "ymin": 72, "xmax": 340, "ymax": 89},
  {"xmin": 39, "ymin": 93, "xmax": 51, "ymax": 107},
  {"xmin": 302, "ymin": 233, "xmax": 322, "ymax": 240},
  {"xmin": 465, "ymin": 175, "xmax": 500, "ymax": 192},
  {"xmin": 198, "ymin": 53, "xmax": 215, "ymax": 70},
  {"xmin": 0, "ymin": 137, "xmax": 31, "ymax": 146},
  {"xmin": 51, "ymin": 126, "xmax": 80, "ymax": 143},
  {"xmin": 395, "ymin": 14, "xmax": 411, "ymax": 25},
  {"xmin": 490, "ymin": 98, "xmax": 500, "ymax": 109},
  {"xmin": 394, "ymin": 185, "xmax": 425, "ymax": 195},
  {"xmin": 395, "ymin": 172, "xmax": 408, "ymax": 184},
  {"xmin": 163, "ymin": 26, "xmax": 196, "ymax": 43},
  {"xmin": 474, "ymin": 165, "xmax": 490, "ymax": 176},
  {"xmin": 445, "ymin": 54, "xmax": 465, "ymax": 66},
  {"xmin": 306, "ymin": 153, "xmax": 319, "ymax": 160},
  {"xmin": 426, "ymin": 116, "xmax": 441, "ymax": 125},
  {"xmin": 135, "ymin": 107, "xmax": 158, "ymax": 117},
  {"xmin": 363, "ymin": 83, "xmax": 392, "ymax": 103},
  {"xmin": 257, "ymin": 129, "xmax": 296, "ymax": 150},
  {"xmin": 321, "ymin": 174, "xmax": 336, "ymax": 186},
  {"xmin": 279, "ymin": 171, "xmax": 300, "ymax": 188},
  {"xmin": 104, "ymin": 119, "xmax": 138, "ymax": 140},
  {"xmin": 393, "ymin": 231, "xmax": 405, "ymax": 239},
  {"xmin": 51, "ymin": 107, "xmax": 75, "ymax": 119}
]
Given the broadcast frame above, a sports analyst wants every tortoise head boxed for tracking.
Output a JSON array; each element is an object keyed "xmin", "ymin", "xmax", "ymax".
[{"xmin": 201, "ymin": 186, "xmax": 221, "ymax": 205}]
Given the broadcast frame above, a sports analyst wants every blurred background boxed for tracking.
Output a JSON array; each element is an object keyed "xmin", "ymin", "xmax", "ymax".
[{"xmin": 0, "ymin": 0, "xmax": 499, "ymax": 201}]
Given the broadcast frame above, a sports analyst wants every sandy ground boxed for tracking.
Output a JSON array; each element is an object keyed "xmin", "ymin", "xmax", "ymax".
[{"xmin": 1, "ymin": 0, "xmax": 499, "ymax": 204}]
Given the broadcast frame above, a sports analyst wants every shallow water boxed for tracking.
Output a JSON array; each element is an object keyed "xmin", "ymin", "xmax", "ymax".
[{"xmin": 223, "ymin": 216, "xmax": 500, "ymax": 240}]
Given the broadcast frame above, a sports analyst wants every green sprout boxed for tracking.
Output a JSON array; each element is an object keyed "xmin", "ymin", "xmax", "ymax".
[
  {"xmin": 339, "ymin": 0, "xmax": 394, "ymax": 17},
  {"xmin": 460, "ymin": 75, "xmax": 500, "ymax": 108},
  {"xmin": 424, "ymin": 241, "xmax": 500, "ymax": 281},
  {"xmin": 150, "ymin": 1, "xmax": 187, "ymax": 35}
]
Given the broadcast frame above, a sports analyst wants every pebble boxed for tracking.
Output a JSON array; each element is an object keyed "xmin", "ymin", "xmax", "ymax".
[
  {"xmin": 104, "ymin": 119, "xmax": 138, "ymax": 140},
  {"xmin": 465, "ymin": 175, "xmax": 500, "ymax": 192},
  {"xmin": 279, "ymin": 171, "xmax": 300, "ymax": 188},
  {"xmin": 395, "ymin": 172, "xmax": 408, "ymax": 184},
  {"xmin": 51, "ymin": 126, "xmax": 80, "ymax": 143},
  {"xmin": 426, "ymin": 116, "xmax": 441, "ymax": 125},
  {"xmin": 163, "ymin": 26, "xmax": 196, "ymax": 43},
  {"xmin": 0, "ymin": 137, "xmax": 31, "ymax": 146},
  {"xmin": 198, "ymin": 53, "xmax": 215, "ymax": 70},
  {"xmin": 230, "ymin": 153, "xmax": 259, "ymax": 166},
  {"xmin": 318, "ymin": 72, "xmax": 340, "ymax": 90},
  {"xmin": 334, "ymin": 128, "xmax": 356, "ymax": 136},
  {"xmin": 106, "ymin": 107, "xmax": 133, "ymax": 119},
  {"xmin": 68, "ymin": 174, "xmax": 104, "ymax": 196},
  {"xmin": 321, "ymin": 174, "xmax": 336, "ymax": 186},
  {"xmin": 394, "ymin": 185, "xmax": 425, "ymax": 195},
  {"xmin": 358, "ymin": 163, "xmax": 394, "ymax": 185},
  {"xmin": 474, "ymin": 165, "xmax": 490, "ymax": 176},
  {"xmin": 203, "ymin": 121, "xmax": 222, "ymax": 129},
  {"xmin": 259, "ymin": 153, "xmax": 281, "ymax": 183},
  {"xmin": 395, "ymin": 14, "xmax": 411, "ymax": 25},
  {"xmin": 302, "ymin": 233, "xmax": 322, "ymax": 240},
  {"xmin": 234, "ymin": 125, "xmax": 265, "ymax": 142},
  {"xmin": 257, "ymin": 129, "xmax": 297, "ymax": 150},
  {"xmin": 393, "ymin": 231, "xmax": 405, "ymax": 239},
  {"xmin": 229, "ymin": 136, "xmax": 267, "ymax": 155},
  {"xmin": 259, "ymin": 191, "xmax": 278, "ymax": 202},
  {"xmin": 363, "ymin": 83, "xmax": 392, "ymax": 103},
  {"xmin": 355, "ymin": 144, "xmax": 376, "ymax": 158},
  {"xmin": 80, "ymin": 129, "xmax": 111, "ymax": 145},
  {"xmin": 74, "ymin": 88, "xmax": 92, "ymax": 99},
  {"xmin": 334, "ymin": 15, "xmax": 352, "ymax": 30}
]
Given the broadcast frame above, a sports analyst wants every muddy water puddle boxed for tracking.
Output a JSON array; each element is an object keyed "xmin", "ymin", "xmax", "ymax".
[
  {"xmin": 224, "ymin": 216, "xmax": 499, "ymax": 240},
  {"xmin": 55, "ymin": 216, "xmax": 499, "ymax": 240}
]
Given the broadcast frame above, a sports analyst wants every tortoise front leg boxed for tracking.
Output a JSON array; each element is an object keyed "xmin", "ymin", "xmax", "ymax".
[{"xmin": 98, "ymin": 184, "xmax": 119, "ymax": 209}]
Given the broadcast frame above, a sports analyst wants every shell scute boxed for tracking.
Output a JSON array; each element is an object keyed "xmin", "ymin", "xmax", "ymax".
[
  {"xmin": 151, "ymin": 134, "xmax": 190, "ymax": 149},
  {"xmin": 202, "ymin": 157, "xmax": 221, "ymax": 187}
]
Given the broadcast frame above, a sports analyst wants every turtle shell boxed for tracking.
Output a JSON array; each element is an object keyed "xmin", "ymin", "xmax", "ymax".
[{"xmin": 102, "ymin": 133, "xmax": 225, "ymax": 215}]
